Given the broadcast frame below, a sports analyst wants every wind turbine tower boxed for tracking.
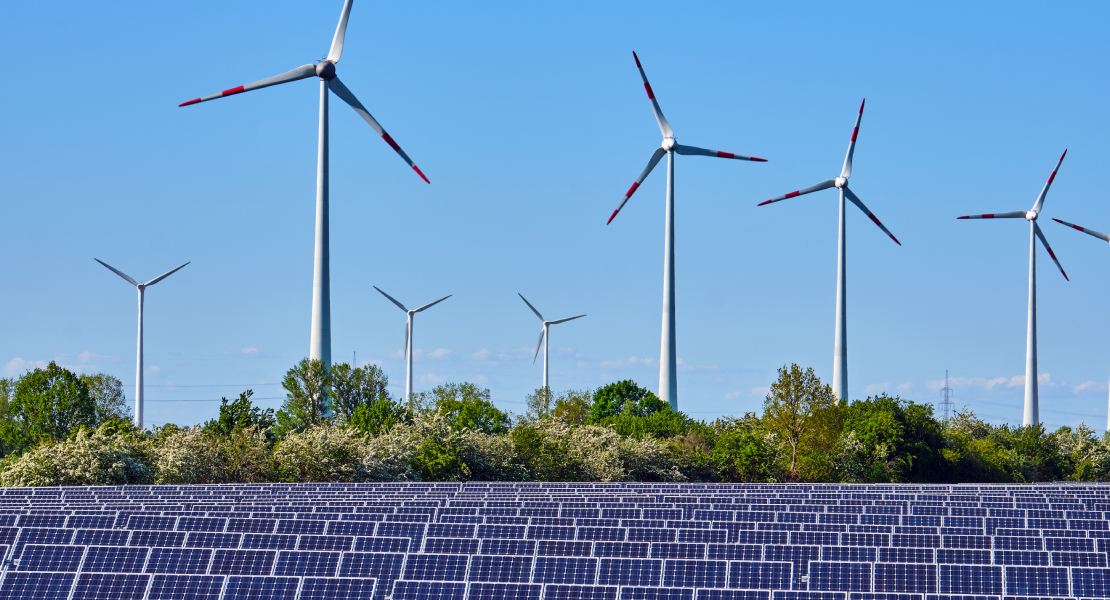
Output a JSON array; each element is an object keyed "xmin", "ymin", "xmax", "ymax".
[
  {"xmin": 519, "ymin": 294, "xmax": 585, "ymax": 391},
  {"xmin": 95, "ymin": 259, "xmax": 189, "ymax": 429},
  {"xmin": 374, "ymin": 287, "xmax": 450, "ymax": 405}
]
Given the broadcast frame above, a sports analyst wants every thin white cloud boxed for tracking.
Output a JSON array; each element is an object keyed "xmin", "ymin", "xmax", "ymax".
[
  {"xmin": 897, "ymin": 382, "xmax": 914, "ymax": 392},
  {"xmin": 750, "ymin": 386, "xmax": 771, "ymax": 397},
  {"xmin": 3, "ymin": 358, "xmax": 47, "ymax": 376},
  {"xmin": 148, "ymin": 366, "xmax": 161, "ymax": 374},
  {"xmin": 429, "ymin": 348, "xmax": 452, "ymax": 359},
  {"xmin": 419, "ymin": 373, "xmax": 446, "ymax": 385},
  {"xmin": 241, "ymin": 347, "xmax": 259, "ymax": 355},
  {"xmin": 472, "ymin": 349, "xmax": 491, "ymax": 361},
  {"xmin": 1074, "ymin": 380, "xmax": 1107, "ymax": 394}
]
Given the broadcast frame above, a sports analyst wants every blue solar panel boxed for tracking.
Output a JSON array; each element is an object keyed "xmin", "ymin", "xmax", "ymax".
[
  {"xmin": 937, "ymin": 565, "xmax": 1002, "ymax": 595},
  {"xmin": 694, "ymin": 590, "xmax": 769, "ymax": 600},
  {"xmin": 596, "ymin": 558, "xmax": 661, "ymax": 586},
  {"xmin": 391, "ymin": 581, "xmax": 465, "ymax": 600},
  {"xmin": 222, "ymin": 576, "xmax": 299, "ymax": 600},
  {"xmin": 618, "ymin": 587, "xmax": 693, "ymax": 600},
  {"xmin": 728, "ymin": 561, "xmax": 792, "ymax": 590},
  {"xmin": 403, "ymin": 553, "xmax": 469, "ymax": 581},
  {"xmin": 537, "ymin": 541, "xmax": 593, "ymax": 557},
  {"xmin": 272, "ymin": 550, "xmax": 340, "ymax": 576},
  {"xmin": 209, "ymin": 549, "xmax": 276, "ymax": 576},
  {"xmin": 466, "ymin": 582, "xmax": 542, "ymax": 600},
  {"xmin": 81, "ymin": 546, "xmax": 147, "ymax": 573},
  {"xmin": 146, "ymin": 574, "xmax": 225, "ymax": 600},
  {"xmin": 543, "ymin": 585, "xmax": 616, "ymax": 600},
  {"xmin": 533, "ymin": 556, "xmax": 598, "ymax": 584},
  {"xmin": 661, "ymin": 559, "xmax": 727, "ymax": 588},
  {"xmin": 186, "ymin": 532, "xmax": 241, "ymax": 548},
  {"xmin": 808, "ymin": 563, "xmax": 872, "ymax": 592},
  {"xmin": 73, "ymin": 530, "xmax": 129, "ymax": 546},
  {"xmin": 592, "ymin": 542, "xmax": 647, "ymax": 558},
  {"xmin": 70, "ymin": 573, "xmax": 149, "ymax": 600},
  {"xmin": 338, "ymin": 552, "xmax": 405, "ymax": 580},
  {"xmin": 1071, "ymin": 567, "xmax": 1110, "ymax": 598},
  {"xmin": 468, "ymin": 555, "xmax": 532, "ymax": 582},
  {"xmin": 16, "ymin": 545, "xmax": 84, "ymax": 571},
  {"xmin": 227, "ymin": 518, "xmax": 275, "ymax": 533},
  {"xmin": 1003, "ymin": 566, "xmax": 1069, "ymax": 596},
  {"xmin": 873, "ymin": 564, "xmax": 936, "ymax": 594},
  {"xmin": 129, "ymin": 531, "xmax": 186, "ymax": 548}
]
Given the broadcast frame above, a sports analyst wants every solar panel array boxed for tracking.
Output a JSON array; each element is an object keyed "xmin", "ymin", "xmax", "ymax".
[{"xmin": 0, "ymin": 483, "xmax": 1109, "ymax": 599}]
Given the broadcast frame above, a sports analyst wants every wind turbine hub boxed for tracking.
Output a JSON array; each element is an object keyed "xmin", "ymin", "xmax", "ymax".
[
  {"xmin": 661, "ymin": 137, "xmax": 676, "ymax": 152},
  {"xmin": 316, "ymin": 61, "xmax": 337, "ymax": 80},
  {"xmin": 1026, "ymin": 210, "xmax": 1039, "ymax": 221},
  {"xmin": 834, "ymin": 177, "xmax": 847, "ymax": 188}
]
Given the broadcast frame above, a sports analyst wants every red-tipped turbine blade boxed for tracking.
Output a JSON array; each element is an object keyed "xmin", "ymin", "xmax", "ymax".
[
  {"xmin": 632, "ymin": 51, "xmax": 673, "ymax": 138},
  {"xmin": 956, "ymin": 211, "xmax": 1028, "ymax": 220},
  {"xmin": 1033, "ymin": 222, "xmax": 1068, "ymax": 281},
  {"xmin": 674, "ymin": 144, "xmax": 767, "ymax": 162},
  {"xmin": 177, "ymin": 64, "xmax": 317, "ymax": 107},
  {"xmin": 757, "ymin": 179, "xmax": 836, "ymax": 206},
  {"xmin": 328, "ymin": 77, "xmax": 429, "ymax": 183},
  {"xmin": 841, "ymin": 99, "xmax": 865, "ymax": 178},
  {"xmin": 1052, "ymin": 217, "xmax": 1110, "ymax": 242},
  {"xmin": 843, "ymin": 186, "xmax": 900, "ymax": 245},
  {"xmin": 608, "ymin": 147, "xmax": 667, "ymax": 225},
  {"xmin": 1031, "ymin": 149, "xmax": 1067, "ymax": 213}
]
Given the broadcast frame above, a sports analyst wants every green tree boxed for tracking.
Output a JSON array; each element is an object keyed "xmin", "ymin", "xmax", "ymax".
[
  {"xmin": 80, "ymin": 373, "xmax": 129, "ymax": 424},
  {"xmin": 525, "ymin": 387, "xmax": 553, "ymax": 421},
  {"xmin": 841, "ymin": 394, "xmax": 946, "ymax": 483},
  {"xmin": 3, "ymin": 362, "xmax": 97, "ymax": 452},
  {"xmin": 203, "ymin": 390, "xmax": 276, "ymax": 438},
  {"xmin": 551, "ymin": 389, "xmax": 592, "ymax": 425},
  {"xmin": 587, "ymin": 380, "xmax": 666, "ymax": 423},
  {"xmin": 275, "ymin": 359, "xmax": 332, "ymax": 437},
  {"xmin": 427, "ymin": 383, "xmax": 510, "ymax": 435},
  {"xmin": 761, "ymin": 364, "xmax": 840, "ymax": 477},
  {"xmin": 346, "ymin": 397, "xmax": 410, "ymax": 437},
  {"xmin": 331, "ymin": 363, "xmax": 391, "ymax": 420}
]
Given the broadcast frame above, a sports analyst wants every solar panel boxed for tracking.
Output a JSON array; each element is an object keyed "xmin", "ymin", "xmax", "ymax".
[
  {"xmin": 467, "ymin": 555, "xmax": 532, "ymax": 582},
  {"xmin": 81, "ymin": 546, "xmax": 148, "ymax": 573},
  {"xmin": 808, "ymin": 562, "xmax": 872, "ymax": 592},
  {"xmin": 0, "ymin": 572, "xmax": 74, "ymax": 600},
  {"xmin": 272, "ymin": 550, "xmax": 341, "ymax": 577},
  {"xmin": 618, "ymin": 587, "xmax": 693, "ymax": 600},
  {"xmin": 466, "ymin": 582, "xmax": 542, "ymax": 600},
  {"xmin": 596, "ymin": 558, "xmax": 661, "ymax": 586},
  {"xmin": 146, "ymin": 574, "xmax": 225, "ymax": 600},
  {"xmin": 16, "ymin": 545, "xmax": 85, "ymax": 572},
  {"xmin": 873, "ymin": 564, "xmax": 936, "ymax": 594},
  {"xmin": 661, "ymin": 559, "xmax": 728, "ymax": 588},
  {"xmin": 542, "ymin": 584, "xmax": 617, "ymax": 600},
  {"xmin": 221, "ymin": 576, "xmax": 299, "ymax": 600},
  {"xmin": 70, "ymin": 573, "xmax": 149, "ymax": 600},
  {"xmin": 391, "ymin": 581, "xmax": 465, "ymax": 600},
  {"xmin": 694, "ymin": 590, "xmax": 769, "ymax": 600},
  {"xmin": 403, "ymin": 553, "xmax": 469, "ymax": 581}
]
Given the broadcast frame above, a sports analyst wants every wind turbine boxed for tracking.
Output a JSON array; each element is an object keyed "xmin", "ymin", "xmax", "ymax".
[
  {"xmin": 519, "ymin": 294, "xmax": 585, "ymax": 391},
  {"xmin": 374, "ymin": 287, "xmax": 450, "ymax": 404},
  {"xmin": 178, "ymin": 0, "xmax": 428, "ymax": 370},
  {"xmin": 1051, "ymin": 216, "xmax": 1108, "ymax": 429},
  {"xmin": 94, "ymin": 259, "xmax": 190, "ymax": 429},
  {"xmin": 606, "ymin": 51, "xmax": 766, "ymax": 411},
  {"xmin": 957, "ymin": 150, "xmax": 1069, "ymax": 426},
  {"xmin": 757, "ymin": 100, "xmax": 901, "ymax": 401}
]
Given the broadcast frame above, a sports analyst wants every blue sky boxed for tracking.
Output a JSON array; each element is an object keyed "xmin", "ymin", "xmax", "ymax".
[{"xmin": 2, "ymin": 1, "xmax": 1109, "ymax": 430}]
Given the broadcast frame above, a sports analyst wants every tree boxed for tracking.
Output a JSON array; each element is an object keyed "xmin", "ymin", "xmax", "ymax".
[
  {"xmin": 587, "ymin": 380, "xmax": 666, "ymax": 424},
  {"xmin": 275, "ymin": 359, "xmax": 331, "ymax": 437},
  {"xmin": 427, "ymin": 383, "xmax": 510, "ymax": 435},
  {"xmin": 551, "ymin": 389, "xmax": 592, "ymax": 425},
  {"xmin": 346, "ymin": 397, "xmax": 410, "ymax": 437},
  {"xmin": 3, "ymin": 362, "xmax": 97, "ymax": 453},
  {"xmin": 761, "ymin": 364, "xmax": 840, "ymax": 477},
  {"xmin": 525, "ymin": 388, "xmax": 553, "ymax": 421},
  {"xmin": 331, "ymin": 363, "xmax": 390, "ymax": 420},
  {"xmin": 841, "ymin": 394, "xmax": 945, "ymax": 483},
  {"xmin": 203, "ymin": 390, "xmax": 276, "ymax": 438},
  {"xmin": 80, "ymin": 373, "xmax": 130, "ymax": 424}
]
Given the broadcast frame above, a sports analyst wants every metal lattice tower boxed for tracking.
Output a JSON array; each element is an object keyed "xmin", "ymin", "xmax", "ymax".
[{"xmin": 939, "ymin": 369, "xmax": 955, "ymax": 421}]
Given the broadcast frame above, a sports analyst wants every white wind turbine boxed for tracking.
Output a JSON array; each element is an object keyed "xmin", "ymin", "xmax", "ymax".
[
  {"xmin": 958, "ymin": 150, "xmax": 1070, "ymax": 426},
  {"xmin": 95, "ymin": 259, "xmax": 190, "ymax": 429},
  {"xmin": 179, "ymin": 0, "xmax": 428, "ymax": 370},
  {"xmin": 607, "ymin": 51, "xmax": 766, "ymax": 411},
  {"xmin": 519, "ymin": 294, "xmax": 585, "ymax": 391},
  {"xmin": 758, "ymin": 99, "xmax": 901, "ymax": 401},
  {"xmin": 1050, "ymin": 216, "xmax": 1107, "ymax": 428},
  {"xmin": 374, "ymin": 287, "xmax": 450, "ymax": 404}
]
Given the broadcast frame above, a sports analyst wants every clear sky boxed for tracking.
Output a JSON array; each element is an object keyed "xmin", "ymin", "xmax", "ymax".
[{"xmin": 2, "ymin": 1, "xmax": 1109, "ymax": 430}]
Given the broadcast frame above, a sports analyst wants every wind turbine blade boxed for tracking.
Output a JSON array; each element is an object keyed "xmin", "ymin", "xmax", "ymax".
[
  {"xmin": 550, "ymin": 314, "xmax": 586, "ymax": 325},
  {"xmin": 94, "ymin": 259, "xmax": 138, "ymax": 286},
  {"xmin": 757, "ymin": 179, "xmax": 836, "ymax": 206},
  {"xmin": 532, "ymin": 327, "xmax": 545, "ymax": 364},
  {"xmin": 414, "ymin": 295, "xmax": 452, "ymax": 313},
  {"xmin": 178, "ymin": 64, "xmax": 317, "ymax": 107},
  {"xmin": 632, "ymin": 51, "xmax": 673, "ymax": 138},
  {"xmin": 327, "ymin": 77, "xmax": 430, "ymax": 183},
  {"xmin": 1034, "ymin": 222, "xmax": 1069, "ymax": 281},
  {"xmin": 374, "ymin": 286, "xmax": 409, "ymax": 312},
  {"xmin": 674, "ymin": 144, "xmax": 767, "ymax": 162},
  {"xmin": 518, "ymin": 293, "xmax": 544, "ymax": 322},
  {"xmin": 841, "ymin": 99, "xmax": 865, "ymax": 178},
  {"xmin": 608, "ymin": 147, "xmax": 666, "ymax": 225},
  {"xmin": 327, "ymin": 0, "xmax": 354, "ymax": 64},
  {"xmin": 843, "ymin": 187, "xmax": 900, "ymax": 245},
  {"xmin": 956, "ymin": 211, "xmax": 1028, "ymax": 220},
  {"xmin": 404, "ymin": 319, "xmax": 410, "ymax": 363},
  {"xmin": 1052, "ymin": 218, "xmax": 1110, "ymax": 242},
  {"xmin": 1032, "ymin": 149, "xmax": 1067, "ymax": 213},
  {"xmin": 145, "ymin": 262, "xmax": 190, "ymax": 286}
]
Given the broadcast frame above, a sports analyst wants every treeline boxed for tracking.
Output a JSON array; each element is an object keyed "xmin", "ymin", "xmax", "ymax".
[{"xmin": 0, "ymin": 361, "xmax": 1108, "ymax": 486}]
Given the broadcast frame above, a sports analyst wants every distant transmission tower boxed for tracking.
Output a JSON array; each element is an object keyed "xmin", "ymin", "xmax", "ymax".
[{"xmin": 939, "ymin": 369, "xmax": 955, "ymax": 421}]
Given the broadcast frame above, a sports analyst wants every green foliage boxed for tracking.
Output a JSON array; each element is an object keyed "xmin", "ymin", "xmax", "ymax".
[
  {"xmin": 597, "ymin": 405, "xmax": 693, "ymax": 440},
  {"xmin": 345, "ymin": 397, "xmax": 410, "ymax": 437},
  {"xmin": 203, "ymin": 390, "xmax": 275, "ymax": 439},
  {"xmin": 588, "ymin": 380, "xmax": 666, "ymax": 423},
  {"xmin": 275, "ymin": 358, "xmax": 331, "ymax": 437},
  {"xmin": 425, "ymin": 383, "xmax": 510, "ymax": 435},
  {"xmin": 551, "ymin": 389, "xmax": 592, "ymax": 425},
  {"xmin": 331, "ymin": 363, "xmax": 391, "ymax": 420},
  {"xmin": 761, "ymin": 364, "xmax": 840, "ymax": 478},
  {"xmin": 80, "ymin": 373, "xmax": 129, "ymax": 424},
  {"xmin": 525, "ymin": 387, "xmax": 553, "ymax": 421},
  {"xmin": 840, "ymin": 394, "xmax": 945, "ymax": 483},
  {"xmin": 3, "ymin": 362, "xmax": 97, "ymax": 453}
]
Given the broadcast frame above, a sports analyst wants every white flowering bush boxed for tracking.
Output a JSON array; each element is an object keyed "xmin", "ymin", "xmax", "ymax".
[
  {"xmin": 275, "ymin": 423, "xmax": 378, "ymax": 482},
  {"xmin": 0, "ymin": 425, "xmax": 153, "ymax": 487},
  {"xmin": 364, "ymin": 411, "xmax": 525, "ymax": 481},
  {"xmin": 154, "ymin": 425, "xmax": 273, "ymax": 484}
]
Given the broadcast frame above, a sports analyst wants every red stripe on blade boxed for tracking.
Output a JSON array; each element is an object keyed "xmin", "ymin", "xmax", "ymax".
[
  {"xmin": 889, "ymin": 234, "xmax": 902, "ymax": 246},
  {"xmin": 750, "ymin": 157, "xmax": 768, "ymax": 162},
  {"xmin": 757, "ymin": 200, "xmax": 774, "ymax": 206},
  {"xmin": 785, "ymin": 191, "xmax": 800, "ymax": 199},
  {"xmin": 1060, "ymin": 149, "xmax": 1068, "ymax": 161},
  {"xmin": 222, "ymin": 86, "xmax": 245, "ymax": 97},
  {"xmin": 625, "ymin": 182, "xmax": 640, "ymax": 198},
  {"xmin": 717, "ymin": 151, "xmax": 735, "ymax": 159},
  {"xmin": 382, "ymin": 132, "xmax": 401, "ymax": 152},
  {"xmin": 178, "ymin": 98, "xmax": 201, "ymax": 107},
  {"xmin": 633, "ymin": 51, "xmax": 641, "ymax": 68},
  {"xmin": 413, "ymin": 165, "xmax": 430, "ymax": 184},
  {"xmin": 859, "ymin": 99, "xmax": 866, "ymax": 113},
  {"xmin": 851, "ymin": 127, "xmax": 859, "ymax": 142},
  {"xmin": 607, "ymin": 209, "xmax": 620, "ymax": 225},
  {"xmin": 644, "ymin": 83, "xmax": 655, "ymax": 99},
  {"xmin": 1048, "ymin": 171, "xmax": 1057, "ymax": 184},
  {"xmin": 1063, "ymin": 271, "xmax": 1069, "ymax": 281},
  {"xmin": 982, "ymin": 214, "xmax": 995, "ymax": 218},
  {"xmin": 957, "ymin": 216, "xmax": 970, "ymax": 219},
  {"xmin": 869, "ymin": 214, "xmax": 883, "ymax": 226},
  {"xmin": 1047, "ymin": 248, "xmax": 1058, "ymax": 260}
]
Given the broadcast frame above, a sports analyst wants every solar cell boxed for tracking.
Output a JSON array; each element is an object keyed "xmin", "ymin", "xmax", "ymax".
[
  {"xmin": 222, "ymin": 576, "xmax": 299, "ymax": 600},
  {"xmin": 543, "ymin": 584, "xmax": 617, "ymax": 600},
  {"xmin": 186, "ymin": 532, "xmax": 242, "ymax": 548},
  {"xmin": 209, "ymin": 549, "xmax": 276, "ymax": 576},
  {"xmin": 466, "ymin": 582, "xmax": 542, "ymax": 600},
  {"xmin": 391, "ymin": 581, "xmax": 465, "ymax": 600},
  {"xmin": 467, "ymin": 555, "xmax": 532, "ymax": 582},
  {"xmin": 618, "ymin": 587, "xmax": 693, "ymax": 600},
  {"xmin": 80, "ymin": 546, "xmax": 148, "ymax": 573},
  {"xmin": 694, "ymin": 590, "xmax": 770, "ymax": 600},
  {"xmin": 1002, "ymin": 566, "xmax": 1070, "ymax": 596},
  {"xmin": 879, "ymin": 548, "xmax": 933, "ymax": 564},
  {"xmin": 808, "ymin": 562, "xmax": 872, "ymax": 592},
  {"xmin": 596, "ymin": 558, "xmax": 661, "ymax": 586},
  {"xmin": 533, "ymin": 556, "xmax": 598, "ymax": 584},
  {"xmin": 662, "ymin": 559, "xmax": 728, "ymax": 588},
  {"xmin": 129, "ymin": 531, "xmax": 186, "ymax": 548},
  {"xmin": 70, "ymin": 573, "xmax": 149, "ymax": 600},
  {"xmin": 146, "ymin": 574, "xmax": 225, "ymax": 600},
  {"xmin": 403, "ymin": 553, "xmax": 469, "ymax": 581}
]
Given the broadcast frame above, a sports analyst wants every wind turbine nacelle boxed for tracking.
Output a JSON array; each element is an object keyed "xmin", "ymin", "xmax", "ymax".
[
  {"xmin": 1026, "ymin": 210, "xmax": 1039, "ymax": 221},
  {"xmin": 834, "ymin": 177, "xmax": 847, "ymax": 188},
  {"xmin": 316, "ymin": 61, "xmax": 337, "ymax": 80},
  {"xmin": 662, "ymin": 137, "xmax": 676, "ymax": 152}
]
